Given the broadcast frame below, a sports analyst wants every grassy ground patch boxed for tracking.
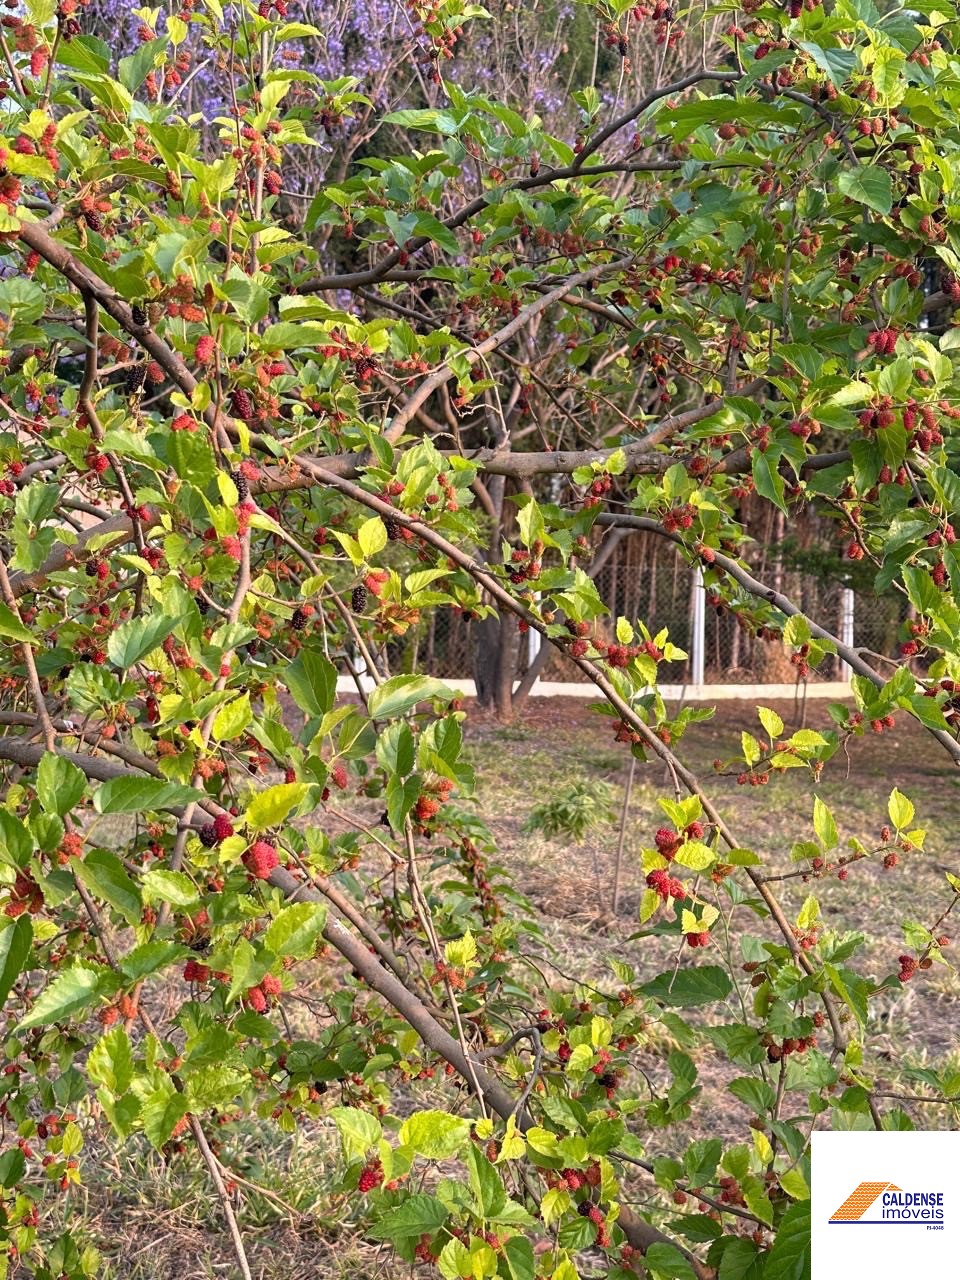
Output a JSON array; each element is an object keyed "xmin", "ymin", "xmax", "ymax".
[{"xmin": 61, "ymin": 697, "xmax": 960, "ymax": 1272}]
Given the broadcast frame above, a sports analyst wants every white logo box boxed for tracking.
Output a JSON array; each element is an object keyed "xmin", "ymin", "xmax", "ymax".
[{"xmin": 811, "ymin": 1130, "xmax": 959, "ymax": 1279}]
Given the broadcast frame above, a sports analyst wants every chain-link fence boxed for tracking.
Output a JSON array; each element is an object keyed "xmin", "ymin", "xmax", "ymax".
[{"xmin": 383, "ymin": 532, "xmax": 911, "ymax": 684}]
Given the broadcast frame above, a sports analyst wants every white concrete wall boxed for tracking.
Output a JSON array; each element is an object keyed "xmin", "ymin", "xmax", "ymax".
[{"xmin": 334, "ymin": 677, "xmax": 852, "ymax": 701}]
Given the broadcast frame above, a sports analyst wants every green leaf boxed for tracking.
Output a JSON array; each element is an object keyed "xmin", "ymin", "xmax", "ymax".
[
  {"xmin": 381, "ymin": 108, "xmax": 463, "ymax": 134},
  {"xmin": 142, "ymin": 1081, "xmax": 190, "ymax": 1150},
  {"xmin": 716, "ymin": 1237, "xmax": 763, "ymax": 1280},
  {"xmin": 264, "ymin": 902, "xmax": 327, "ymax": 959},
  {"xmin": 888, "ymin": 788, "xmax": 914, "ymax": 830},
  {"xmin": 36, "ymin": 753, "xmax": 86, "ymax": 817},
  {"xmin": 212, "ymin": 693, "xmax": 252, "ymax": 741},
  {"xmin": 107, "ymin": 613, "xmax": 182, "ymax": 670},
  {"xmin": 244, "ymin": 782, "xmax": 310, "ymax": 833},
  {"xmin": 167, "ymin": 431, "xmax": 217, "ymax": 487},
  {"xmin": 752, "ymin": 450, "xmax": 786, "ymax": 514},
  {"xmin": 376, "ymin": 721, "xmax": 415, "ymax": 776},
  {"xmin": 412, "ymin": 212, "xmax": 461, "ymax": 256},
  {"xmin": 797, "ymin": 894, "xmax": 820, "ymax": 930},
  {"xmin": 142, "ymin": 869, "xmax": 200, "ymax": 908},
  {"xmin": 93, "ymin": 777, "xmax": 203, "ymax": 815},
  {"xmin": 783, "ymin": 614, "xmax": 810, "ymax": 646},
  {"xmin": 444, "ymin": 931, "xmax": 477, "ymax": 971},
  {"xmin": 465, "ymin": 1143, "xmax": 507, "ymax": 1218},
  {"xmin": 502, "ymin": 1237, "xmax": 535, "ymax": 1280},
  {"xmin": 87, "ymin": 1026, "xmax": 133, "ymax": 1094},
  {"xmin": 367, "ymin": 675, "xmax": 456, "ymax": 720},
  {"xmin": 780, "ymin": 1167, "xmax": 810, "ymax": 1200},
  {"xmin": 813, "ymin": 796, "xmax": 837, "ymax": 849},
  {"xmin": 0, "ymin": 602, "xmax": 31, "ymax": 643},
  {"xmin": 643, "ymin": 1244, "xmax": 698, "ymax": 1279},
  {"xmin": 764, "ymin": 1201, "xmax": 809, "ymax": 1280},
  {"xmin": 517, "ymin": 498, "xmax": 546, "ymax": 549},
  {"xmin": 758, "ymin": 706, "xmax": 783, "ymax": 740},
  {"xmin": 0, "ymin": 1149, "xmax": 25, "ymax": 1190},
  {"xmin": 386, "ymin": 774, "xmax": 420, "ymax": 831},
  {"xmin": 357, "ymin": 516, "xmax": 387, "ymax": 559},
  {"xmin": 118, "ymin": 36, "xmax": 169, "ymax": 92},
  {"xmin": 641, "ymin": 966, "xmax": 732, "ymax": 1007},
  {"xmin": 0, "ymin": 917, "xmax": 32, "ymax": 1011},
  {"xmin": 18, "ymin": 964, "xmax": 114, "ymax": 1030},
  {"xmin": 667, "ymin": 1214, "xmax": 723, "ymax": 1244},
  {"xmin": 119, "ymin": 940, "xmax": 188, "ymax": 981},
  {"xmin": 369, "ymin": 1194, "xmax": 449, "ymax": 1244},
  {"xmin": 398, "ymin": 1110, "xmax": 470, "ymax": 1159},
  {"xmin": 285, "ymin": 648, "xmax": 337, "ymax": 718},
  {"xmin": 222, "ymin": 276, "xmax": 270, "ymax": 325},
  {"xmin": 74, "ymin": 850, "xmax": 142, "ymax": 926},
  {"xmin": 674, "ymin": 841, "xmax": 715, "ymax": 871},
  {"xmin": 0, "ymin": 810, "xmax": 32, "ymax": 868},
  {"xmin": 331, "ymin": 1106, "xmax": 382, "ymax": 1161},
  {"xmin": 837, "ymin": 165, "xmax": 893, "ymax": 215},
  {"xmin": 438, "ymin": 1239, "xmax": 471, "ymax": 1280},
  {"xmin": 728, "ymin": 1077, "xmax": 776, "ymax": 1117}
]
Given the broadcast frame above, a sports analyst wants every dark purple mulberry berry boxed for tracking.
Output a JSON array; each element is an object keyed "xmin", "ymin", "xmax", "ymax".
[
  {"xmin": 124, "ymin": 363, "xmax": 148, "ymax": 395},
  {"xmin": 351, "ymin": 585, "xmax": 368, "ymax": 614},
  {"xmin": 291, "ymin": 607, "xmax": 307, "ymax": 630},
  {"xmin": 198, "ymin": 824, "xmax": 218, "ymax": 848},
  {"xmin": 230, "ymin": 388, "xmax": 254, "ymax": 420},
  {"xmin": 230, "ymin": 469, "xmax": 249, "ymax": 501}
]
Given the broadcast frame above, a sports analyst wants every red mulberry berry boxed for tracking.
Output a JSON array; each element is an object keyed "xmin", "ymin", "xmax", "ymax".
[
  {"xmin": 330, "ymin": 763, "xmax": 348, "ymax": 790},
  {"xmin": 415, "ymin": 795, "xmax": 440, "ymax": 822},
  {"xmin": 245, "ymin": 984, "xmax": 267, "ymax": 1012},
  {"xmin": 242, "ymin": 840, "xmax": 278, "ymax": 879},
  {"xmin": 194, "ymin": 335, "xmax": 216, "ymax": 364},
  {"xmin": 213, "ymin": 813, "xmax": 234, "ymax": 842},
  {"xmin": 358, "ymin": 1158, "xmax": 384, "ymax": 1193}
]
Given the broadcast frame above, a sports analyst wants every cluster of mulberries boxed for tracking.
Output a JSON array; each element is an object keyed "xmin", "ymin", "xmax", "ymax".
[{"xmin": 197, "ymin": 813, "xmax": 235, "ymax": 848}]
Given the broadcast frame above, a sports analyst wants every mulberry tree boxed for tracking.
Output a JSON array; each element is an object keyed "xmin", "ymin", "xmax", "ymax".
[{"xmin": 0, "ymin": 0, "xmax": 957, "ymax": 1275}]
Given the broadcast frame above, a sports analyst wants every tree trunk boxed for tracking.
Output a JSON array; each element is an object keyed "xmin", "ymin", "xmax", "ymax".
[
  {"xmin": 509, "ymin": 530, "xmax": 628, "ymax": 719},
  {"xmin": 474, "ymin": 613, "xmax": 501, "ymax": 709},
  {"xmin": 495, "ymin": 614, "xmax": 520, "ymax": 721}
]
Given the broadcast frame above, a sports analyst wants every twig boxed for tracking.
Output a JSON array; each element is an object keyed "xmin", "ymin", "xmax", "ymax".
[
  {"xmin": 189, "ymin": 1117, "xmax": 254, "ymax": 1280},
  {"xmin": 612, "ymin": 756, "xmax": 636, "ymax": 916}
]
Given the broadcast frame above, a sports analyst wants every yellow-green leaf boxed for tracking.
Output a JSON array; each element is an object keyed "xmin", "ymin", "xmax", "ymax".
[{"xmin": 244, "ymin": 783, "xmax": 310, "ymax": 832}]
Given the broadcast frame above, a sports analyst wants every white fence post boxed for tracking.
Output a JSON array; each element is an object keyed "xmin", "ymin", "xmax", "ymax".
[
  {"xmin": 691, "ymin": 566, "xmax": 705, "ymax": 688},
  {"xmin": 528, "ymin": 611, "xmax": 541, "ymax": 671},
  {"xmin": 840, "ymin": 587, "xmax": 855, "ymax": 679}
]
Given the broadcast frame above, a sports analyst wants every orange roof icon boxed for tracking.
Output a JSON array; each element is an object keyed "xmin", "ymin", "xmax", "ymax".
[{"xmin": 830, "ymin": 1182, "xmax": 901, "ymax": 1221}]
